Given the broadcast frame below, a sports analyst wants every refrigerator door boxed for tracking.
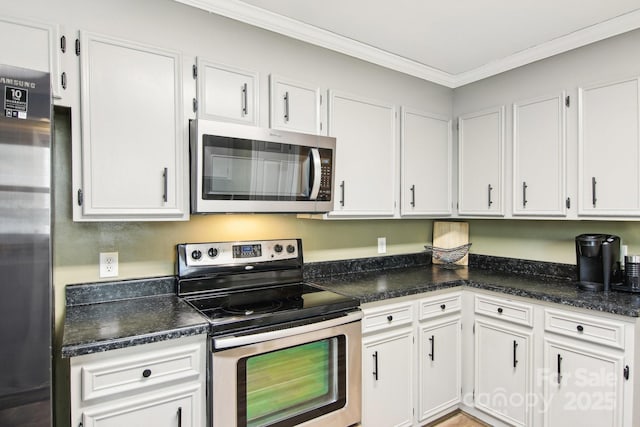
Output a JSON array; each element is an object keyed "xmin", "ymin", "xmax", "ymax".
[{"xmin": 0, "ymin": 64, "xmax": 52, "ymax": 427}]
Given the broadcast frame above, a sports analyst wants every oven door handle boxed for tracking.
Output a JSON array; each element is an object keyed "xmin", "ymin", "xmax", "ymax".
[
  {"xmin": 309, "ymin": 148, "xmax": 321, "ymax": 201},
  {"xmin": 213, "ymin": 311, "xmax": 363, "ymax": 350}
]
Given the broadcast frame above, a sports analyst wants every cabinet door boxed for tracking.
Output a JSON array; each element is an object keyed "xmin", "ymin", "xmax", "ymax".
[
  {"xmin": 401, "ymin": 108, "xmax": 452, "ymax": 216},
  {"xmin": 77, "ymin": 31, "xmax": 188, "ymax": 220},
  {"xmin": 418, "ymin": 317, "xmax": 461, "ymax": 422},
  {"xmin": 328, "ymin": 90, "xmax": 396, "ymax": 216},
  {"xmin": 579, "ymin": 77, "xmax": 640, "ymax": 216},
  {"xmin": 458, "ymin": 106, "xmax": 505, "ymax": 216},
  {"xmin": 544, "ymin": 338, "xmax": 624, "ymax": 427},
  {"xmin": 513, "ymin": 93, "xmax": 567, "ymax": 216},
  {"xmin": 81, "ymin": 386, "xmax": 198, "ymax": 427},
  {"xmin": 197, "ymin": 58, "xmax": 258, "ymax": 125},
  {"xmin": 475, "ymin": 320, "xmax": 531, "ymax": 426},
  {"xmin": 0, "ymin": 15, "xmax": 62, "ymax": 99},
  {"xmin": 362, "ymin": 329, "xmax": 413, "ymax": 427},
  {"xmin": 270, "ymin": 74, "xmax": 322, "ymax": 135}
]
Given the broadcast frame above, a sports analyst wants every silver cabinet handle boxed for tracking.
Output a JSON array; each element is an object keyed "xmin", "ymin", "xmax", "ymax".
[
  {"xmin": 522, "ymin": 181, "xmax": 528, "ymax": 208},
  {"xmin": 340, "ymin": 180, "xmax": 345, "ymax": 207},
  {"xmin": 592, "ymin": 177, "xmax": 597, "ymax": 208},
  {"xmin": 488, "ymin": 184, "xmax": 494, "ymax": 208},
  {"xmin": 309, "ymin": 148, "xmax": 321, "ymax": 200},
  {"xmin": 241, "ymin": 83, "xmax": 248, "ymax": 116},
  {"xmin": 410, "ymin": 184, "xmax": 416, "ymax": 207},
  {"xmin": 283, "ymin": 91, "xmax": 290, "ymax": 123},
  {"xmin": 162, "ymin": 168, "xmax": 168, "ymax": 203}
]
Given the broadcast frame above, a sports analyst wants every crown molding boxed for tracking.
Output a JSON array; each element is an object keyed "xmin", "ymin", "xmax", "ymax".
[
  {"xmin": 176, "ymin": 0, "xmax": 640, "ymax": 89},
  {"xmin": 454, "ymin": 9, "xmax": 640, "ymax": 87}
]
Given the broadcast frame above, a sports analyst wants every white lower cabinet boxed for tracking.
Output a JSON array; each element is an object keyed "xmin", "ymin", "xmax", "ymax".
[
  {"xmin": 361, "ymin": 301, "xmax": 414, "ymax": 427},
  {"xmin": 362, "ymin": 290, "xmax": 638, "ymax": 427},
  {"xmin": 362, "ymin": 328, "xmax": 414, "ymax": 427},
  {"xmin": 70, "ymin": 335, "xmax": 206, "ymax": 427},
  {"xmin": 418, "ymin": 316, "xmax": 461, "ymax": 422},
  {"xmin": 474, "ymin": 319, "xmax": 532, "ymax": 426},
  {"xmin": 543, "ymin": 338, "xmax": 624, "ymax": 427}
]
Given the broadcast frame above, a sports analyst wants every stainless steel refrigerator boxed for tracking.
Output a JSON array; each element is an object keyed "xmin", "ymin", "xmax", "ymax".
[{"xmin": 0, "ymin": 64, "xmax": 52, "ymax": 427}]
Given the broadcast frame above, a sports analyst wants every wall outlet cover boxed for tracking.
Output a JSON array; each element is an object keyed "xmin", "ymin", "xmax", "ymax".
[{"xmin": 99, "ymin": 252, "xmax": 119, "ymax": 278}]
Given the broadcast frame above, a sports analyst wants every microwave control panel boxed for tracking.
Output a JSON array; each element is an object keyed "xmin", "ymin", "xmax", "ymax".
[{"xmin": 317, "ymin": 148, "xmax": 333, "ymax": 201}]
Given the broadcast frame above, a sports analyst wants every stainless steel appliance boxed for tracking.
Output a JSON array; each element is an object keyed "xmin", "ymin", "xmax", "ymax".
[
  {"xmin": 575, "ymin": 234, "xmax": 621, "ymax": 291},
  {"xmin": 190, "ymin": 120, "xmax": 335, "ymax": 213},
  {"xmin": 177, "ymin": 239, "xmax": 361, "ymax": 427},
  {"xmin": 0, "ymin": 65, "xmax": 52, "ymax": 426}
]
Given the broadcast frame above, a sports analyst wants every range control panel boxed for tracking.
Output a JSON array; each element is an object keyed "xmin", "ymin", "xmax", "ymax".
[{"xmin": 184, "ymin": 239, "xmax": 299, "ymax": 267}]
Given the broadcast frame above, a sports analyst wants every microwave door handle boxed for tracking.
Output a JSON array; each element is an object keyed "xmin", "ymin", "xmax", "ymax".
[{"xmin": 309, "ymin": 148, "xmax": 321, "ymax": 200}]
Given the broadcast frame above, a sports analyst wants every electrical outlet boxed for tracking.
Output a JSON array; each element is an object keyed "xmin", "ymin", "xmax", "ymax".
[
  {"xmin": 377, "ymin": 237, "xmax": 386, "ymax": 254},
  {"xmin": 99, "ymin": 252, "xmax": 118, "ymax": 278}
]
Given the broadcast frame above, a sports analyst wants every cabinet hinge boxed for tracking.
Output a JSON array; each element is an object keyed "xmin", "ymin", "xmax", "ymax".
[
  {"xmin": 473, "ymin": 389, "xmax": 475, "ymax": 401},
  {"xmin": 456, "ymin": 121, "xmax": 459, "ymax": 131},
  {"xmin": 565, "ymin": 95, "xmax": 570, "ymax": 107},
  {"xmin": 77, "ymin": 189, "xmax": 83, "ymax": 206},
  {"xmin": 624, "ymin": 365, "xmax": 630, "ymax": 381},
  {"xmin": 473, "ymin": 323, "xmax": 475, "ymax": 334},
  {"xmin": 566, "ymin": 197, "xmax": 571, "ymax": 209},
  {"xmin": 192, "ymin": 64, "xmax": 197, "ymax": 79},
  {"xmin": 60, "ymin": 35, "xmax": 66, "ymax": 53},
  {"xmin": 320, "ymin": 94, "xmax": 323, "ymax": 105},
  {"xmin": 61, "ymin": 72, "xmax": 67, "ymax": 90},
  {"xmin": 192, "ymin": 98, "xmax": 198, "ymax": 113},
  {"xmin": 75, "ymin": 38, "xmax": 80, "ymax": 56}
]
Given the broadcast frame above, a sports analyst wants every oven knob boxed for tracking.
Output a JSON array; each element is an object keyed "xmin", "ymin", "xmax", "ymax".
[
  {"xmin": 286, "ymin": 244, "xmax": 296, "ymax": 254},
  {"xmin": 274, "ymin": 244, "xmax": 283, "ymax": 253},
  {"xmin": 208, "ymin": 247, "xmax": 218, "ymax": 258},
  {"xmin": 191, "ymin": 249, "xmax": 202, "ymax": 260}
]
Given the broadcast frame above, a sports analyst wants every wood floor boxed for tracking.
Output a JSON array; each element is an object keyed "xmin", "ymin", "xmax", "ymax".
[{"xmin": 428, "ymin": 411, "xmax": 490, "ymax": 427}]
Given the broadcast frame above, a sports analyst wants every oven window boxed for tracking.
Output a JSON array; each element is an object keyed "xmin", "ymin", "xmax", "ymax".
[
  {"xmin": 202, "ymin": 135, "xmax": 313, "ymax": 201},
  {"xmin": 237, "ymin": 336, "xmax": 346, "ymax": 427}
]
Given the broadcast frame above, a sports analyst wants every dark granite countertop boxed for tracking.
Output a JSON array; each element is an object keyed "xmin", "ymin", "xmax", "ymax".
[
  {"xmin": 310, "ymin": 264, "xmax": 640, "ymax": 318},
  {"xmin": 61, "ymin": 255, "xmax": 640, "ymax": 358},
  {"xmin": 62, "ymin": 283, "xmax": 210, "ymax": 358}
]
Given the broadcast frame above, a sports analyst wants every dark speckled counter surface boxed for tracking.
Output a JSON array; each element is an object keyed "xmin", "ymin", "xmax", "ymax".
[
  {"xmin": 61, "ymin": 277, "xmax": 210, "ymax": 358},
  {"xmin": 307, "ymin": 254, "xmax": 640, "ymax": 318},
  {"xmin": 62, "ymin": 255, "xmax": 640, "ymax": 358}
]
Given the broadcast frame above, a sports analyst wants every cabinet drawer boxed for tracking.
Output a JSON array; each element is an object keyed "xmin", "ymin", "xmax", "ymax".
[
  {"xmin": 80, "ymin": 341, "xmax": 202, "ymax": 402},
  {"xmin": 475, "ymin": 294, "xmax": 533, "ymax": 327},
  {"xmin": 419, "ymin": 292, "xmax": 461, "ymax": 320},
  {"xmin": 362, "ymin": 302, "xmax": 414, "ymax": 334},
  {"xmin": 544, "ymin": 309, "xmax": 625, "ymax": 349}
]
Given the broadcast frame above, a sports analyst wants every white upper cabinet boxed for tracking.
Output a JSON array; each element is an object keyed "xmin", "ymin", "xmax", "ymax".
[
  {"xmin": 512, "ymin": 93, "xmax": 567, "ymax": 216},
  {"xmin": 75, "ymin": 31, "xmax": 188, "ymax": 221},
  {"xmin": 458, "ymin": 106, "xmax": 505, "ymax": 216},
  {"xmin": 0, "ymin": 15, "xmax": 63, "ymax": 99},
  {"xmin": 328, "ymin": 90, "xmax": 397, "ymax": 217},
  {"xmin": 579, "ymin": 77, "xmax": 640, "ymax": 216},
  {"xmin": 196, "ymin": 58, "xmax": 258, "ymax": 125},
  {"xmin": 269, "ymin": 74, "xmax": 323, "ymax": 135},
  {"xmin": 400, "ymin": 108, "xmax": 452, "ymax": 217}
]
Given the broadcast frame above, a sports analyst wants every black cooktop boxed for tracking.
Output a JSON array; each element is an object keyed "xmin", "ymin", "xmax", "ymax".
[{"xmin": 183, "ymin": 282, "xmax": 359, "ymax": 335}]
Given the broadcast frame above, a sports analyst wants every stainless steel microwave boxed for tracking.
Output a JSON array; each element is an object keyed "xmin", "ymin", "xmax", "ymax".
[{"xmin": 189, "ymin": 120, "xmax": 336, "ymax": 213}]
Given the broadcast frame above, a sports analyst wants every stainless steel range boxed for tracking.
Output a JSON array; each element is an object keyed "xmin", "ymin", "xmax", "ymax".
[{"xmin": 176, "ymin": 239, "xmax": 362, "ymax": 427}]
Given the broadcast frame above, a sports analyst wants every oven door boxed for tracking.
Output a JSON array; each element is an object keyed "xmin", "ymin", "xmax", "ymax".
[
  {"xmin": 190, "ymin": 120, "xmax": 335, "ymax": 214},
  {"xmin": 211, "ymin": 313, "xmax": 361, "ymax": 427}
]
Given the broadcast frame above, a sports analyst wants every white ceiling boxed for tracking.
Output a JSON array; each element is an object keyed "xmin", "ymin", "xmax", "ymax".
[{"xmin": 177, "ymin": 0, "xmax": 640, "ymax": 87}]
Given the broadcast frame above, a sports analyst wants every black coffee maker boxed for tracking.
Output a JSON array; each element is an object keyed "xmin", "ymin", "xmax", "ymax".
[{"xmin": 575, "ymin": 234, "xmax": 621, "ymax": 291}]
